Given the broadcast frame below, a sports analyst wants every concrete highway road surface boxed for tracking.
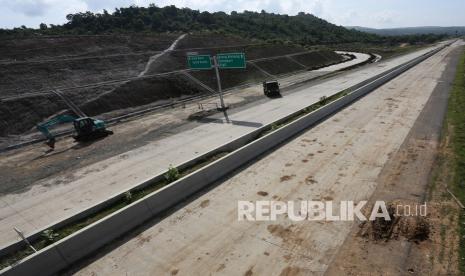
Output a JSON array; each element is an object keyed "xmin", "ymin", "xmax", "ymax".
[{"xmin": 72, "ymin": 40, "xmax": 463, "ymax": 275}]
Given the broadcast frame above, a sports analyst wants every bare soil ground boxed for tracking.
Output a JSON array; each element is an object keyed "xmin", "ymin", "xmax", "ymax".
[
  {"xmin": 79, "ymin": 74, "xmax": 205, "ymax": 116},
  {"xmin": 175, "ymin": 33, "xmax": 255, "ymax": 49},
  {"xmin": 0, "ymin": 34, "xmax": 178, "ymax": 95},
  {"xmin": 325, "ymin": 44, "xmax": 464, "ymax": 276},
  {"xmin": 148, "ymin": 43, "xmax": 309, "ymax": 74},
  {"xmin": 254, "ymin": 57, "xmax": 305, "ymax": 75},
  {"xmin": 291, "ymin": 50, "xmax": 343, "ymax": 69}
]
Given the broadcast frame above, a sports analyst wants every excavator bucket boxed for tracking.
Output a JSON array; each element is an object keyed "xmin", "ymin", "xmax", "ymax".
[{"xmin": 45, "ymin": 137, "xmax": 56, "ymax": 149}]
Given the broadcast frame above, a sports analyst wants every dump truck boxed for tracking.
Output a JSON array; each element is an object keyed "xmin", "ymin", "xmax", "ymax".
[{"xmin": 263, "ymin": 80, "xmax": 281, "ymax": 98}]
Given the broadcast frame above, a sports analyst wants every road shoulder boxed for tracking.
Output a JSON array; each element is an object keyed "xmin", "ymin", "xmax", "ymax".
[{"xmin": 324, "ymin": 43, "xmax": 464, "ymax": 276}]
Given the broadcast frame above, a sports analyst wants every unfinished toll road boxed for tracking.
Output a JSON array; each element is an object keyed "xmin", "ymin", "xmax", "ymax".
[
  {"xmin": 72, "ymin": 41, "xmax": 463, "ymax": 276},
  {"xmin": 0, "ymin": 48, "xmax": 373, "ymax": 248}
]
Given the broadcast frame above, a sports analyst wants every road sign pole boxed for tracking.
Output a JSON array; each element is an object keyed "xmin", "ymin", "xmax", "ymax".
[
  {"xmin": 213, "ymin": 56, "xmax": 226, "ymax": 111},
  {"xmin": 187, "ymin": 53, "xmax": 244, "ymax": 122}
]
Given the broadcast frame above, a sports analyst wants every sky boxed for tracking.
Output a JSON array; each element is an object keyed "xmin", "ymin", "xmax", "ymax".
[{"xmin": 1, "ymin": 0, "xmax": 464, "ymax": 29}]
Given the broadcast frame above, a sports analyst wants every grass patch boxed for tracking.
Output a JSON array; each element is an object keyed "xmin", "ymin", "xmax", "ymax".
[
  {"xmin": 439, "ymin": 223, "xmax": 447, "ymax": 263},
  {"xmin": 439, "ymin": 48, "xmax": 465, "ymax": 273}
]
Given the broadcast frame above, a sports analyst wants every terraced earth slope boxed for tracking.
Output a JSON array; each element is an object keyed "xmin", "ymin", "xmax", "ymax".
[{"xmin": 0, "ymin": 34, "xmax": 345, "ymax": 137}]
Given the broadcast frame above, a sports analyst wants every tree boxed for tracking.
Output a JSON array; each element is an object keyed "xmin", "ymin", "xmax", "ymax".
[
  {"xmin": 151, "ymin": 13, "xmax": 162, "ymax": 30},
  {"xmin": 132, "ymin": 18, "xmax": 145, "ymax": 30},
  {"xmin": 198, "ymin": 11, "xmax": 214, "ymax": 25},
  {"xmin": 0, "ymin": 4, "xmax": 449, "ymax": 45}
]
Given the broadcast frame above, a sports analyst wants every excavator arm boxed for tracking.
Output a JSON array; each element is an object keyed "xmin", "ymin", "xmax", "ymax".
[{"xmin": 36, "ymin": 114, "xmax": 76, "ymax": 149}]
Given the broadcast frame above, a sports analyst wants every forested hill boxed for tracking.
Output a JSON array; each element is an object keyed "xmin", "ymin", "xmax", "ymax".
[
  {"xmin": 1, "ymin": 5, "xmax": 449, "ymax": 45},
  {"xmin": 1, "ymin": 5, "xmax": 379, "ymax": 44},
  {"xmin": 65, "ymin": 6, "xmax": 381, "ymax": 44}
]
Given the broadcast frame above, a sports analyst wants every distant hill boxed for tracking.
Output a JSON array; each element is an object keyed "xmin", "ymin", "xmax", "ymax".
[
  {"xmin": 1, "ymin": 5, "xmax": 380, "ymax": 44},
  {"xmin": 346, "ymin": 26, "xmax": 465, "ymax": 36},
  {"xmin": 61, "ymin": 7, "xmax": 383, "ymax": 45},
  {"xmin": 1, "ymin": 5, "xmax": 449, "ymax": 45}
]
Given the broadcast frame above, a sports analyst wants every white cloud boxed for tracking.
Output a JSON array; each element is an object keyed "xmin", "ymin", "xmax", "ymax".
[
  {"xmin": 336, "ymin": 10, "xmax": 359, "ymax": 26},
  {"xmin": 330, "ymin": 8, "xmax": 400, "ymax": 28},
  {"xmin": 83, "ymin": 0, "xmax": 132, "ymax": 11},
  {"xmin": 0, "ymin": 0, "xmax": 87, "ymax": 27},
  {"xmin": 370, "ymin": 10, "xmax": 397, "ymax": 27},
  {"xmin": 1, "ymin": 0, "xmax": 87, "ymax": 17},
  {"xmin": 1, "ymin": 0, "xmax": 51, "ymax": 16}
]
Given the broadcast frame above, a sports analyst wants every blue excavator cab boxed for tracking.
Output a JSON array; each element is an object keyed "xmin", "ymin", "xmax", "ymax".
[{"xmin": 37, "ymin": 115, "xmax": 112, "ymax": 149}]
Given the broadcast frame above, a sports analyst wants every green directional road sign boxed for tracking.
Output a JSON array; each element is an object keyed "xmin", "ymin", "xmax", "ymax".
[
  {"xmin": 187, "ymin": 55, "xmax": 212, "ymax": 70},
  {"xmin": 217, "ymin": 53, "xmax": 246, "ymax": 69}
]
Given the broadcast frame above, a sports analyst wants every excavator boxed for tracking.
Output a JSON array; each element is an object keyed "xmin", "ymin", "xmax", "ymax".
[{"xmin": 37, "ymin": 114, "xmax": 113, "ymax": 149}]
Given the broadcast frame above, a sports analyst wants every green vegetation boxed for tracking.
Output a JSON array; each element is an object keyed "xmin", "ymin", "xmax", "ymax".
[
  {"xmin": 431, "ymin": 49, "xmax": 465, "ymax": 273},
  {"xmin": 164, "ymin": 165, "xmax": 180, "ymax": 183},
  {"xmin": 124, "ymin": 191, "xmax": 133, "ymax": 203},
  {"xmin": 270, "ymin": 123, "xmax": 280, "ymax": 131},
  {"xmin": 319, "ymin": 96, "xmax": 328, "ymax": 105},
  {"xmin": 0, "ymin": 4, "xmax": 447, "ymax": 46},
  {"xmin": 40, "ymin": 230, "xmax": 59, "ymax": 245},
  {"xmin": 445, "ymin": 49, "xmax": 465, "ymax": 273},
  {"xmin": 448, "ymin": 49, "xmax": 465, "ymax": 212}
]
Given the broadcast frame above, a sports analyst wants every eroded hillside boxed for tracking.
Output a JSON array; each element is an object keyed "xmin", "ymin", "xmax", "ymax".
[{"xmin": 0, "ymin": 34, "xmax": 345, "ymax": 138}]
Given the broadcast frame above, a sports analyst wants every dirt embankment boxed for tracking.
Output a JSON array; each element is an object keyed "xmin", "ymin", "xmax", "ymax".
[
  {"xmin": 146, "ymin": 43, "xmax": 309, "ymax": 74},
  {"xmin": 0, "ymin": 34, "xmax": 344, "ymax": 138},
  {"xmin": 0, "ymin": 34, "xmax": 178, "ymax": 96},
  {"xmin": 0, "ymin": 95, "xmax": 67, "ymax": 137},
  {"xmin": 291, "ymin": 50, "xmax": 343, "ymax": 68},
  {"xmin": 79, "ymin": 74, "xmax": 206, "ymax": 117},
  {"xmin": 0, "ymin": 34, "xmax": 178, "ymax": 61},
  {"xmin": 0, "ymin": 74, "xmax": 206, "ymax": 137},
  {"xmin": 254, "ymin": 57, "xmax": 305, "ymax": 75},
  {"xmin": 0, "ymin": 54, "xmax": 151, "ymax": 96},
  {"xmin": 175, "ymin": 33, "xmax": 254, "ymax": 49},
  {"xmin": 358, "ymin": 201, "xmax": 430, "ymax": 242}
]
